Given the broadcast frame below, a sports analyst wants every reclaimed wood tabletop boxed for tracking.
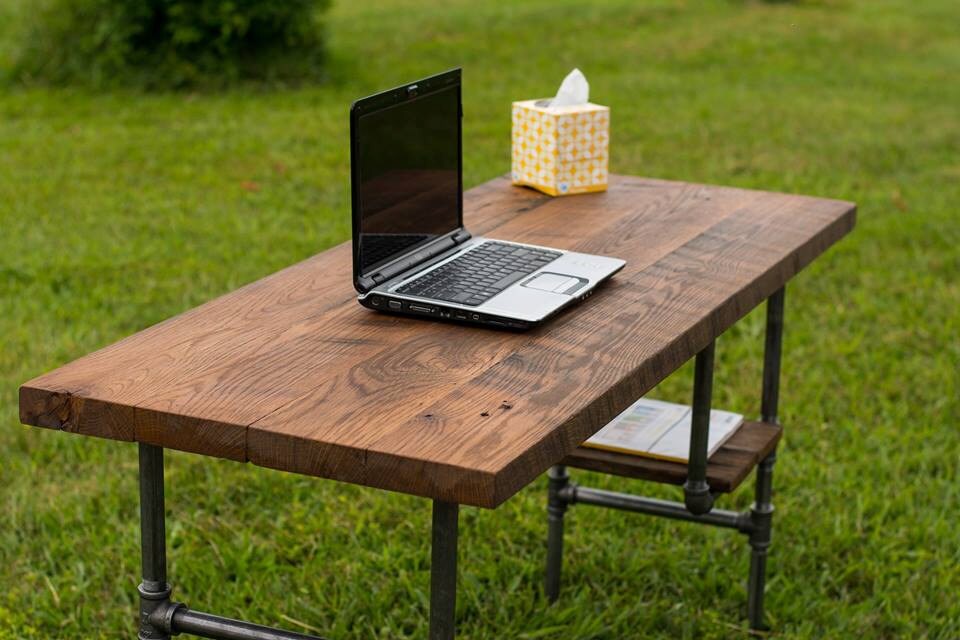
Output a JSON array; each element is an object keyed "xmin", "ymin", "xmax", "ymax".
[{"xmin": 19, "ymin": 174, "xmax": 855, "ymax": 508}]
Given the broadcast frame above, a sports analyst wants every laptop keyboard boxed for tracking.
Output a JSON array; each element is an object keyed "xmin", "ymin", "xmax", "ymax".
[{"xmin": 396, "ymin": 241, "xmax": 561, "ymax": 306}]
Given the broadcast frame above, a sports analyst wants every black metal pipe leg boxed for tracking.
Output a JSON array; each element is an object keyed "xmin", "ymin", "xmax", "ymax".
[
  {"xmin": 749, "ymin": 287, "xmax": 784, "ymax": 629},
  {"xmin": 138, "ymin": 443, "xmax": 173, "ymax": 640},
  {"xmin": 430, "ymin": 501, "xmax": 459, "ymax": 640},
  {"xmin": 545, "ymin": 465, "xmax": 570, "ymax": 602},
  {"xmin": 762, "ymin": 287, "xmax": 785, "ymax": 424},
  {"xmin": 684, "ymin": 341, "xmax": 716, "ymax": 515},
  {"xmin": 747, "ymin": 451, "xmax": 776, "ymax": 630}
]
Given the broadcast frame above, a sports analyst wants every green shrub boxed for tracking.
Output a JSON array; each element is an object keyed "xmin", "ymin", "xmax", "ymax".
[{"xmin": 14, "ymin": 0, "xmax": 332, "ymax": 88}]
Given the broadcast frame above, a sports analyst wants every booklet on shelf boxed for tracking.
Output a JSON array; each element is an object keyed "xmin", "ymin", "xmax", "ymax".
[{"xmin": 583, "ymin": 398, "xmax": 744, "ymax": 463}]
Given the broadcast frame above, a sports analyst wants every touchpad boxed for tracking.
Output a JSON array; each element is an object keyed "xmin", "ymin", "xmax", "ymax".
[{"xmin": 522, "ymin": 273, "xmax": 587, "ymax": 295}]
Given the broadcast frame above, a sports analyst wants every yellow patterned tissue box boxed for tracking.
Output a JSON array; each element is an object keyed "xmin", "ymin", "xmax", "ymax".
[{"xmin": 511, "ymin": 99, "xmax": 609, "ymax": 196}]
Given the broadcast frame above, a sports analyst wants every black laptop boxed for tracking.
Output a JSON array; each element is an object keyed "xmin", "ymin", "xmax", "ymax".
[{"xmin": 350, "ymin": 68, "xmax": 624, "ymax": 330}]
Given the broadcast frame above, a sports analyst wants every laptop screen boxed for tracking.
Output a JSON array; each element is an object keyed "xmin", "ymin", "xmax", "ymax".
[{"xmin": 355, "ymin": 82, "xmax": 461, "ymax": 277}]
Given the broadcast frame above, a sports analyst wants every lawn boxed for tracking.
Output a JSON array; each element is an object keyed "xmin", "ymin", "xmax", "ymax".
[{"xmin": 1, "ymin": 0, "xmax": 958, "ymax": 638}]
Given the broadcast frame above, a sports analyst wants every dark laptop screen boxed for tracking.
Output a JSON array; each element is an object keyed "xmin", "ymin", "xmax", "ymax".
[{"xmin": 356, "ymin": 84, "xmax": 461, "ymax": 276}]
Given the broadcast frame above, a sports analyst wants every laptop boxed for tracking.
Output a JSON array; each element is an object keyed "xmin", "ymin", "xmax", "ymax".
[{"xmin": 350, "ymin": 68, "xmax": 625, "ymax": 330}]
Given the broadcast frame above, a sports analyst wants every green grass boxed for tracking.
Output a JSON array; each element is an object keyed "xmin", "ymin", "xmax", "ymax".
[{"xmin": 1, "ymin": 0, "xmax": 958, "ymax": 637}]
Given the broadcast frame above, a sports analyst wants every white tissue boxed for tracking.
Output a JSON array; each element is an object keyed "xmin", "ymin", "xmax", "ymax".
[{"xmin": 549, "ymin": 68, "xmax": 589, "ymax": 107}]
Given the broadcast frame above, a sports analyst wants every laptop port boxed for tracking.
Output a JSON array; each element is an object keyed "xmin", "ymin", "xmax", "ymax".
[{"xmin": 409, "ymin": 304, "xmax": 435, "ymax": 314}]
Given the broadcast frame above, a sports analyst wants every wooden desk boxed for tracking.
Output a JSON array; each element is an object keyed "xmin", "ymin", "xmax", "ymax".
[{"xmin": 20, "ymin": 175, "xmax": 855, "ymax": 639}]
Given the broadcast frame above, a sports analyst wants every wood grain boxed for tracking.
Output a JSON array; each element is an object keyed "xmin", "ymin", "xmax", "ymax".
[
  {"xmin": 19, "ymin": 174, "xmax": 855, "ymax": 508},
  {"xmin": 561, "ymin": 420, "xmax": 783, "ymax": 493}
]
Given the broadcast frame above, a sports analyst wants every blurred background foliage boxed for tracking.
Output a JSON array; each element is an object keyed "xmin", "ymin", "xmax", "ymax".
[{"xmin": 10, "ymin": 0, "xmax": 331, "ymax": 88}]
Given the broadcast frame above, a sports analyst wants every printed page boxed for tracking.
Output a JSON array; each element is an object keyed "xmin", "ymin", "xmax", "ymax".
[
  {"xmin": 585, "ymin": 398, "xmax": 690, "ymax": 454},
  {"xmin": 584, "ymin": 398, "xmax": 743, "ymax": 462},
  {"xmin": 650, "ymin": 409, "xmax": 743, "ymax": 461}
]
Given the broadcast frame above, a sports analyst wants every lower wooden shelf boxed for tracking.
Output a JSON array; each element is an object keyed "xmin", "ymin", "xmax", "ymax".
[{"xmin": 561, "ymin": 420, "xmax": 782, "ymax": 493}]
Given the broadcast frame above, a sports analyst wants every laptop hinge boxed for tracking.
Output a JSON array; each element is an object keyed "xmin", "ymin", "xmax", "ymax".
[{"xmin": 362, "ymin": 228, "xmax": 471, "ymax": 292}]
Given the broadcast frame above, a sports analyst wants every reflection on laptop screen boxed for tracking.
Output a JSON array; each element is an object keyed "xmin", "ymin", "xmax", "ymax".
[{"xmin": 357, "ymin": 84, "xmax": 461, "ymax": 275}]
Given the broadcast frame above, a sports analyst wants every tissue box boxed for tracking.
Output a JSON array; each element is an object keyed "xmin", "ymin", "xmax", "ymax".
[{"xmin": 511, "ymin": 100, "xmax": 609, "ymax": 196}]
